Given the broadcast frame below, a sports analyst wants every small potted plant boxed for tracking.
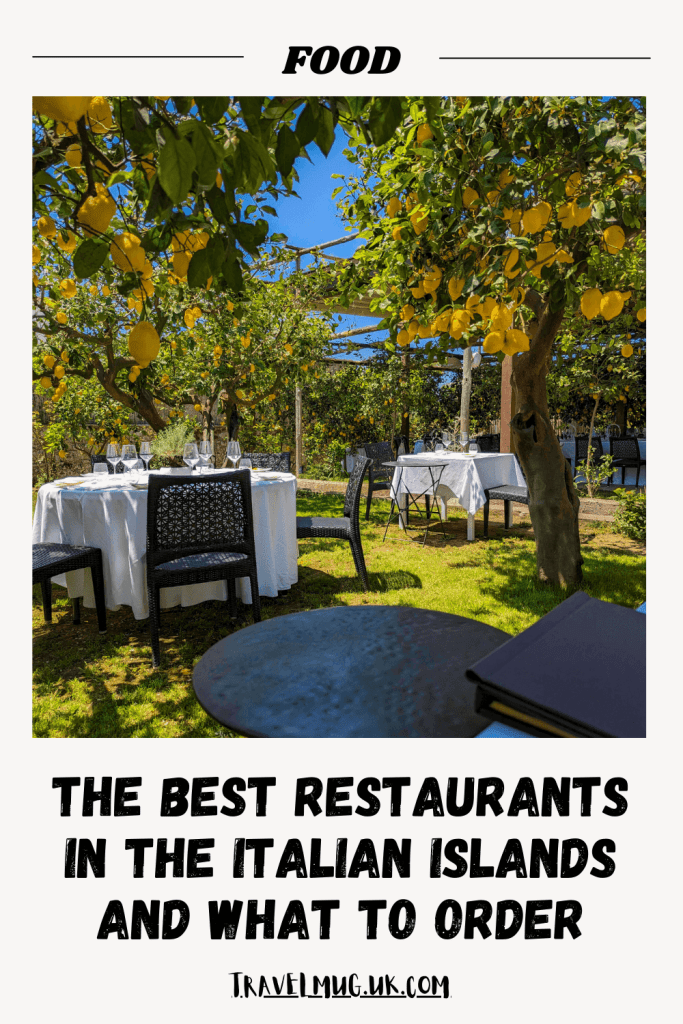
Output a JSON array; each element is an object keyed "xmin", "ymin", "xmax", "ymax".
[{"xmin": 150, "ymin": 421, "xmax": 197, "ymax": 470}]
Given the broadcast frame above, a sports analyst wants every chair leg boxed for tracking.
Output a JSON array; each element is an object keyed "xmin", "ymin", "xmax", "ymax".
[
  {"xmin": 227, "ymin": 578, "xmax": 237, "ymax": 618},
  {"xmin": 72, "ymin": 597, "xmax": 81, "ymax": 625},
  {"xmin": 483, "ymin": 500, "xmax": 489, "ymax": 540},
  {"xmin": 90, "ymin": 552, "xmax": 107, "ymax": 633},
  {"xmin": 350, "ymin": 535, "xmax": 369, "ymax": 593},
  {"xmin": 425, "ymin": 494, "xmax": 431, "ymax": 520},
  {"xmin": 148, "ymin": 583, "xmax": 162, "ymax": 668},
  {"xmin": 365, "ymin": 485, "xmax": 372, "ymax": 521},
  {"xmin": 504, "ymin": 500, "xmax": 513, "ymax": 529},
  {"xmin": 249, "ymin": 571, "xmax": 262, "ymax": 622},
  {"xmin": 621, "ymin": 467, "xmax": 625, "ymax": 486},
  {"xmin": 40, "ymin": 578, "xmax": 52, "ymax": 622},
  {"xmin": 635, "ymin": 464, "xmax": 641, "ymax": 489}
]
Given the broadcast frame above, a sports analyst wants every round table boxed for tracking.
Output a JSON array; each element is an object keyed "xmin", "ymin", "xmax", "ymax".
[{"xmin": 193, "ymin": 605, "xmax": 511, "ymax": 738}]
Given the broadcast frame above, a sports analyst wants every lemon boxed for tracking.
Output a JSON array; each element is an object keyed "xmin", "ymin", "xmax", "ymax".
[
  {"xmin": 32, "ymin": 245, "xmax": 41, "ymax": 265},
  {"xmin": 410, "ymin": 282, "xmax": 425, "ymax": 298},
  {"xmin": 54, "ymin": 364, "xmax": 65, "ymax": 379},
  {"xmin": 87, "ymin": 97, "xmax": 114, "ymax": 134},
  {"xmin": 77, "ymin": 184, "xmax": 116, "ymax": 236},
  {"xmin": 535, "ymin": 241, "xmax": 556, "ymax": 269},
  {"xmin": 580, "ymin": 289, "xmax": 602, "ymax": 320},
  {"xmin": 386, "ymin": 197, "xmax": 402, "ymax": 218},
  {"xmin": 110, "ymin": 232, "xmax": 145, "ymax": 273},
  {"xmin": 405, "ymin": 192, "xmax": 419, "ymax": 212},
  {"xmin": 40, "ymin": 376, "xmax": 52, "ymax": 390},
  {"xmin": 401, "ymin": 303, "xmax": 415, "ymax": 321},
  {"xmin": 56, "ymin": 230, "xmax": 78, "ymax": 253},
  {"xmin": 241, "ymin": 337, "xmax": 250, "ymax": 348},
  {"xmin": 621, "ymin": 343, "xmax": 633, "ymax": 358},
  {"xmin": 65, "ymin": 144, "xmax": 82, "ymax": 167},
  {"xmin": 422, "ymin": 265, "xmax": 443, "ymax": 292},
  {"xmin": 448, "ymin": 277, "xmax": 464, "ymax": 301},
  {"xmin": 43, "ymin": 354, "xmax": 56, "ymax": 369},
  {"xmin": 33, "ymin": 97, "xmax": 93, "ymax": 122},
  {"xmin": 397, "ymin": 329, "xmax": 410, "ymax": 347},
  {"xmin": 416, "ymin": 124, "xmax": 433, "ymax": 144},
  {"xmin": 565, "ymin": 172, "xmax": 582, "ymax": 197},
  {"xmin": 56, "ymin": 311, "xmax": 67, "ymax": 324},
  {"xmin": 407, "ymin": 320, "xmax": 420, "ymax": 338},
  {"xmin": 59, "ymin": 279, "xmax": 77, "ymax": 298},
  {"xmin": 462, "ymin": 187, "xmax": 478, "ymax": 209},
  {"xmin": 37, "ymin": 215, "xmax": 56, "ymax": 238},
  {"xmin": 184, "ymin": 310, "xmax": 196, "ymax": 329},
  {"xmin": 490, "ymin": 303, "xmax": 513, "ymax": 332},
  {"xmin": 498, "ymin": 168, "xmax": 514, "ymax": 188},
  {"xmin": 600, "ymin": 291, "xmax": 624, "ymax": 321},
  {"xmin": 410, "ymin": 209, "xmax": 428, "ymax": 235},
  {"xmin": 521, "ymin": 207, "xmax": 543, "ymax": 234},
  {"xmin": 536, "ymin": 201, "xmax": 552, "ymax": 227},
  {"xmin": 483, "ymin": 331, "xmax": 506, "ymax": 354},
  {"xmin": 504, "ymin": 329, "xmax": 530, "ymax": 353},
  {"xmin": 603, "ymin": 225, "xmax": 626, "ymax": 254},
  {"xmin": 101, "ymin": 285, "xmax": 111, "ymax": 297},
  {"xmin": 486, "ymin": 189, "xmax": 500, "ymax": 205},
  {"xmin": 503, "ymin": 250, "xmax": 520, "ymax": 278},
  {"xmin": 418, "ymin": 324, "xmax": 432, "ymax": 338},
  {"xmin": 128, "ymin": 322, "xmax": 160, "ymax": 367},
  {"xmin": 636, "ymin": 307, "xmax": 646, "ymax": 322},
  {"xmin": 173, "ymin": 252, "xmax": 190, "ymax": 279}
]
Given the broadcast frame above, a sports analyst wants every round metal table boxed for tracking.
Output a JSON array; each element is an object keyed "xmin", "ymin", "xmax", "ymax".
[{"xmin": 193, "ymin": 605, "xmax": 510, "ymax": 738}]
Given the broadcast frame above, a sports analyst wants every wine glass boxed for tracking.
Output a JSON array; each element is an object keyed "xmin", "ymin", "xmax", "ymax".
[
  {"xmin": 183, "ymin": 442, "xmax": 200, "ymax": 472},
  {"xmin": 121, "ymin": 444, "xmax": 138, "ymax": 473},
  {"xmin": 198, "ymin": 440, "xmax": 213, "ymax": 472},
  {"xmin": 225, "ymin": 440, "xmax": 241, "ymax": 469},
  {"xmin": 106, "ymin": 442, "xmax": 121, "ymax": 472},
  {"xmin": 459, "ymin": 432, "xmax": 469, "ymax": 453},
  {"xmin": 139, "ymin": 441, "xmax": 153, "ymax": 472}
]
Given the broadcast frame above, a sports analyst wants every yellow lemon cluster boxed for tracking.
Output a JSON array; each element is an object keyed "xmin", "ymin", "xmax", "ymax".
[
  {"xmin": 580, "ymin": 288, "xmax": 627, "ymax": 322},
  {"xmin": 77, "ymin": 184, "xmax": 116, "ymax": 237},
  {"xmin": 483, "ymin": 329, "xmax": 530, "ymax": 356},
  {"xmin": 171, "ymin": 230, "xmax": 210, "ymax": 279},
  {"xmin": 110, "ymin": 232, "xmax": 145, "ymax": 273},
  {"xmin": 33, "ymin": 97, "xmax": 93, "ymax": 123},
  {"xmin": 128, "ymin": 321, "xmax": 160, "ymax": 367},
  {"xmin": 87, "ymin": 97, "xmax": 114, "ymax": 134}
]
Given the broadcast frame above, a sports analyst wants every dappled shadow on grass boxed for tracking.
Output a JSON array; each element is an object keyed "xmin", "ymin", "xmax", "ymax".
[{"xmin": 297, "ymin": 564, "xmax": 421, "ymax": 597}]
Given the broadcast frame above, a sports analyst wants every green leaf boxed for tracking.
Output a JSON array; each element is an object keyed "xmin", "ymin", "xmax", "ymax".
[
  {"xmin": 191, "ymin": 122, "xmax": 220, "ymax": 188},
  {"xmin": 187, "ymin": 246, "xmax": 212, "ymax": 288},
  {"xmin": 206, "ymin": 234, "xmax": 225, "ymax": 275},
  {"xmin": 196, "ymin": 97, "xmax": 229, "ymax": 123},
  {"xmin": 592, "ymin": 200, "xmax": 605, "ymax": 220},
  {"xmin": 314, "ymin": 106, "xmax": 335, "ymax": 156},
  {"xmin": 367, "ymin": 97, "xmax": 403, "ymax": 146},
  {"xmin": 72, "ymin": 239, "xmax": 109, "ymax": 279},
  {"xmin": 205, "ymin": 184, "xmax": 231, "ymax": 226},
  {"xmin": 158, "ymin": 126, "xmax": 196, "ymax": 205},
  {"xmin": 275, "ymin": 125, "xmax": 301, "ymax": 178},
  {"xmin": 223, "ymin": 255, "xmax": 244, "ymax": 293},
  {"xmin": 295, "ymin": 103, "xmax": 319, "ymax": 148}
]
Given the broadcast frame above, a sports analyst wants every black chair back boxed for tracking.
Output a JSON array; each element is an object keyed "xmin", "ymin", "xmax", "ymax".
[
  {"xmin": 343, "ymin": 456, "xmax": 372, "ymax": 520},
  {"xmin": 476, "ymin": 434, "xmax": 501, "ymax": 453},
  {"xmin": 609, "ymin": 436, "xmax": 640, "ymax": 462},
  {"xmin": 359, "ymin": 441, "xmax": 393, "ymax": 481},
  {"xmin": 146, "ymin": 470, "xmax": 256, "ymax": 571},
  {"xmin": 575, "ymin": 436, "xmax": 604, "ymax": 462},
  {"xmin": 242, "ymin": 451, "xmax": 291, "ymax": 472}
]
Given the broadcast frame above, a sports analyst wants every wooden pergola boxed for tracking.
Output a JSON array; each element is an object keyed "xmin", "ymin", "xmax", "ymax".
[{"xmin": 268, "ymin": 235, "xmax": 514, "ymax": 470}]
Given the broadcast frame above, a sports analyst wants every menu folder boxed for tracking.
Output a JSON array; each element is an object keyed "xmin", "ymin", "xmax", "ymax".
[{"xmin": 466, "ymin": 591, "xmax": 645, "ymax": 738}]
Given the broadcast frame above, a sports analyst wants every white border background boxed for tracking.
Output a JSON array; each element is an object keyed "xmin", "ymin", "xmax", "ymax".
[{"xmin": 6, "ymin": 4, "xmax": 680, "ymax": 1020}]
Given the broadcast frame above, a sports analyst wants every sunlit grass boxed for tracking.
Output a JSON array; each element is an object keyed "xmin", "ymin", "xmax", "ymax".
[{"xmin": 33, "ymin": 491, "xmax": 645, "ymax": 738}]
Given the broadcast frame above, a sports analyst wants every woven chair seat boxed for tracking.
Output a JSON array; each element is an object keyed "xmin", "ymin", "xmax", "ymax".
[
  {"xmin": 485, "ymin": 484, "xmax": 530, "ymax": 505},
  {"xmin": 33, "ymin": 542, "xmax": 100, "ymax": 574},
  {"xmin": 242, "ymin": 451, "xmax": 291, "ymax": 472},
  {"xmin": 296, "ymin": 515, "xmax": 351, "ymax": 538},
  {"xmin": 155, "ymin": 550, "xmax": 249, "ymax": 574},
  {"xmin": 32, "ymin": 543, "xmax": 107, "ymax": 632}
]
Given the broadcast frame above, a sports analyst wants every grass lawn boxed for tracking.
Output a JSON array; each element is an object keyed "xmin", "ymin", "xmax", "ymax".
[{"xmin": 33, "ymin": 491, "xmax": 645, "ymax": 738}]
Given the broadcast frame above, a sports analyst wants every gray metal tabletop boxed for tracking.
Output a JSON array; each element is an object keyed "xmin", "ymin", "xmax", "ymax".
[{"xmin": 193, "ymin": 605, "xmax": 510, "ymax": 737}]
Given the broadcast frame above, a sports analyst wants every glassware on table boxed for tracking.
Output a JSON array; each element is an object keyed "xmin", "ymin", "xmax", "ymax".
[
  {"xmin": 121, "ymin": 444, "xmax": 138, "ymax": 473},
  {"xmin": 139, "ymin": 441, "xmax": 154, "ymax": 472},
  {"xmin": 93, "ymin": 462, "xmax": 108, "ymax": 475},
  {"xmin": 459, "ymin": 432, "xmax": 469, "ymax": 452},
  {"xmin": 106, "ymin": 442, "xmax": 121, "ymax": 472},
  {"xmin": 435, "ymin": 442, "xmax": 445, "ymax": 451},
  {"xmin": 225, "ymin": 440, "xmax": 241, "ymax": 469},
  {"xmin": 183, "ymin": 442, "xmax": 200, "ymax": 472},
  {"xmin": 198, "ymin": 440, "xmax": 213, "ymax": 472},
  {"xmin": 241, "ymin": 458, "xmax": 252, "ymax": 471},
  {"xmin": 469, "ymin": 442, "xmax": 479, "ymax": 453}
]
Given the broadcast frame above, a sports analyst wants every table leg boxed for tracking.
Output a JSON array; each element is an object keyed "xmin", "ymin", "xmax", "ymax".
[
  {"xmin": 438, "ymin": 496, "xmax": 447, "ymax": 521},
  {"xmin": 467, "ymin": 513, "xmax": 475, "ymax": 541},
  {"xmin": 505, "ymin": 501, "xmax": 514, "ymax": 529}
]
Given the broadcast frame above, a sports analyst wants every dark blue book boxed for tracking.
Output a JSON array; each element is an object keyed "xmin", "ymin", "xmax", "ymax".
[{"xmin": 466, "ymin": 591, "xmax": 646, "ymax": 738}]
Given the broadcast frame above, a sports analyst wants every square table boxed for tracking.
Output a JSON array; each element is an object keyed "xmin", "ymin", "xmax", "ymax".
[{"xmin": 389, "ymin": 451, "xmax": 526, "ymax": 540}]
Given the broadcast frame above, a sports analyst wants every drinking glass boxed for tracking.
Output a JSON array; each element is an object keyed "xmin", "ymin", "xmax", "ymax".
[
  {"xmin": 225, "ymin": 440, "xmax": 241, "ymax": 469},
  {"xmin": 106, "ymin": 443, "xmax": 121, "ymax": 472},
  {"xmin": 183, "ymin": 442, "xmax": 200, "ymax": 471},
  {"xmin": 139, "ymin": 441, "xmax": 153, "ymax": 472},
  {"xmin": 198, "ymin": 440, "xmax": 213, "ymax": 472},
  {"xmin": 435, "ymin": 442, "xmax": 444, "ymax": 451},
  {"xmin": 121, "ymin": 444, "xmax": 138, "ymax": 473},
  {"xmin": 241, "ymin": 458, "xmax": 252, "ymax": 471},
  {"xmin": 93, "ymin": 462, "xmax": 108, "ymax": 476},
  {"xmin": 459, "ymin": 432, "xmax": 469, "ymax": 452}
]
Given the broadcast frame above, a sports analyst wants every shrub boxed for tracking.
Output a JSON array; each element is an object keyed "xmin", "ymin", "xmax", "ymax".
[{"xmin": 613, "ymin": 488, "xmax": 646, "ymax": 541}]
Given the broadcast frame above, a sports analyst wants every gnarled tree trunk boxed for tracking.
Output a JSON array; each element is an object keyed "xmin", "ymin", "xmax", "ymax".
[{"xmin": 510, "ymin": 294, "xmax": 583, "ymax": 587}]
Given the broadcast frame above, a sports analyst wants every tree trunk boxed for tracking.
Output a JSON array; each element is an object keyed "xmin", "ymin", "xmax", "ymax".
[
  {"xmin": 510, "ymin": 298, "xmax": 583, "ymax": 587},
  {"xmin": 460, "ymin": 346, "xmax": 472, "ymax": 441}
]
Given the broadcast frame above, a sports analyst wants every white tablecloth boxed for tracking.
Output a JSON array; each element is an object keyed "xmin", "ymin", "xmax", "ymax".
[
  {"xmin": 32, "ymin": 471, "xmax": 299, "ymax": 619},
  {"xmin": 390, "ymin": 451, "xmax": 526, "ymax": 516},
  {"xmin": 561, "ymin": 438, "xmax": 646, "ymax": 486}
]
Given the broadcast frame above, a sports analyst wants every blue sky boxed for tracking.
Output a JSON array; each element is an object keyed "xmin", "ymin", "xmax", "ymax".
[{"xmin": 262, "ymin": 127, "xmax": 388, "ymax": 358}]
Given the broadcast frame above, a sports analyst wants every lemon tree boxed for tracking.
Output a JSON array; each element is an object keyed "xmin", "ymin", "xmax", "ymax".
[{"xmin": 330, "ymin": 96, "xmax": 645, "ymax": 585}]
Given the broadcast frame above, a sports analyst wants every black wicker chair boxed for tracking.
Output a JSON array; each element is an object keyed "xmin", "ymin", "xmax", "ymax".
[
  {"xmin": 359, "ymin": 441, "xmax": 394, "ymax": 520},
  {"xmin": 146, "ymin": 470, "xmax": 261, "ymax": 667},
  {"xmin": 476, "ymin": 433, "xmax": 501, "ymax": 453},
  {"xmin": 609, "ymin": 435, "xmax": 645, "ymax": 488},
  {"xmin": 296, "ymin": 455, "xmax": 372, "ymax": 592},
  {"xmin": 242, "ymin": 451, "xmax": 291, "ymax": 472},
  {"xmin": 33, "ymin": 543, "xmax": 107, "ymax": 632},
  {"xmin": 575, "ymin": 435, "xmax": 604, "ymax": 464},
  {"xmin": 482, "ymin": 483, "xmax": 531, "ymax": 538},
  {"xmin": 91, "ymin": 453, "xmax": 125, "ymax": 474}
]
